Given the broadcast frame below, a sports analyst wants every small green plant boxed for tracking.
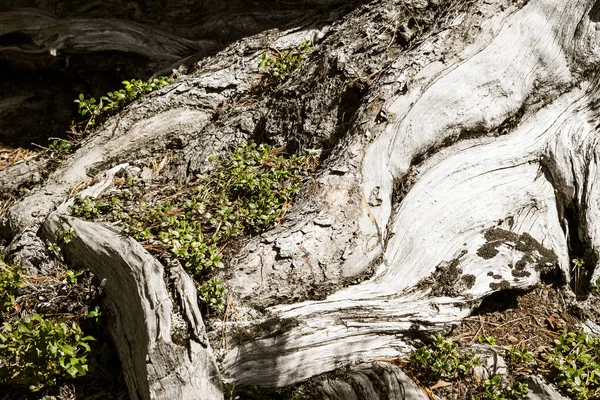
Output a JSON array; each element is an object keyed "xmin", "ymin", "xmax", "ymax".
[
  {"xmin": 258, "ymin": 40, "xmax": 312, "ymax": 81},
  {"xmin": 46, "ymin": 240, "xmax": 61, "ymax": 254},
  {"xmin": 55, "ymin": 227, "xmax": 75, "ymax": 244},
  {"xmin": 47, "ymin": 139, "xmax": 73, "ymax": 161},
  {"xmin": 504, "ymin": 345, "xmax": 536, "ymax": 367},
  {"xmin": 410, "ymin": 334, "xmax": 480, "ymax": 383},
  {"xmin": 73, "ymin": 95, "xmax": 99, "ymax": 128},
  {"xmin": 86, "ymin": 306, "xmax": 103, "ymax": 324},
  {"xmin": 199, "ymin": 277, "xmax": 226, "ymax": 310},
  {"xmin": 545, "ymin": 330, "xmax": 600, "ymax": 399},
  {"xmin": 481, "ymin": 374, "xmax": 529, "ymax": 400},
  {"xmin": 478, "ymin": 336, "xmax": 497, "ymax": 346},
  {"xmin": 0, "ymin": 263, "xmax": 21, "ymax": 312},
  {"xmin": 0, "ymin": 313, "xmax": 93, "ymax": 391},
  {"xmin": 73, "ymin": 76, "xmax": 173, "ymax": 135},
  {"xmin": 65, "ymin": 270, "xmax": 82, "ymax": 284}
]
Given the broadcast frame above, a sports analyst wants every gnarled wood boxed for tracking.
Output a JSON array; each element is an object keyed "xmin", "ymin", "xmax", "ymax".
[
  {"xmin": 219, "ymin": 0, "xmax": 600, "ymax": 388},
  {"xmin": 1, "ymin": 0, "xmax": 599, "ymax": 398},
  {"xmin": 41, "ymin": 170, "xmax": 223, "ymax": 400}
]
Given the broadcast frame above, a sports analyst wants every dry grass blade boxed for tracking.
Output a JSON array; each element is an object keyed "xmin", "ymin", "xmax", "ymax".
[
  {"xmin": 0, "ymin": 146, "xmax": 38, "ymax": 170},
  {"xmin": 0, "ymin": 197, "xmax": 14, "ymax": 220}
]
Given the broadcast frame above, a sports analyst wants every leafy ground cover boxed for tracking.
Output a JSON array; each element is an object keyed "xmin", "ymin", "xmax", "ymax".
[
  {"xmin": 545, "ymin": 330, "xmax": 600, "ymax": 399},
  {"xmin": 0, "ymin": 259, "xmax": 124, "ymax": 398},
  {"xmin": 389, "ymin": 284, "xmax": 600, "ymax": 400},
  {"xmin": 398, "ymin": 334, "xmax": 529, "ymax": 399},
  {"xmin": 70, "ymin": 142, "xmax": 318, "ymax": 310}
]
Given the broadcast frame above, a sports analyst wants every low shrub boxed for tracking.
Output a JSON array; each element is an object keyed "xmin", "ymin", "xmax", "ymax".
[
  {"xmin": 0, "ymin": 314, "xmax": 93, "ymax": 391},
  {"xmin": 545, "ymin": 330, "xmax": 600, "ymax": 399},
  {"xmin": 70, "ymin": 142, "xmax": 317, "ymax": 309}
]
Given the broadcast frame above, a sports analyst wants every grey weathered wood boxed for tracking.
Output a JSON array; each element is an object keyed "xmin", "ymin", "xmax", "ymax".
[
  {"xmin": 527, "ymin": 376, "xmax": 570, "ymax": 400},
  {"xmin": 312, "ymin": 361, "xmax": 430, "ymax": 400},
  {"xmin": 219, "ymin": 0, "xmax": 600, "ymax": 388},
  {"xmin": 1, "ymin": 0, "xmax": 599, "ymax": 398},
  {"xmin": 42, "ymin": 210, "xmax": 223, "ymax": 400}
]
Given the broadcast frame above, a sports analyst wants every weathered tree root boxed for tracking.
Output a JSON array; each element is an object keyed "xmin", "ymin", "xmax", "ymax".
[
  {"xmin": 42, "ymin": 207, "xmax": 223, "ymax": 400},
  {"xmin": 2, "ymin": 0, "xmax": 599, "ymax": 398}
]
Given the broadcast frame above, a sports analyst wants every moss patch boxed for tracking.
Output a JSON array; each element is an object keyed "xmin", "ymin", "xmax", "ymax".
[
  {"xmin": 429, "ymin": 250, "xmax": 474, "ymax": 297},
  {"xmin": 477, "ymin": 228, "xmax": 558, "ymax": 286},
  {"xmin": 489, "ymin": 279, "xmax": 511, "ymax": 291}
]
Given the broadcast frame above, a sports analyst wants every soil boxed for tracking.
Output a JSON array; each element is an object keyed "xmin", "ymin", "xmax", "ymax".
[{"xmin": 453, "ymin": 285, "xmax": 580, "ymax": 357}]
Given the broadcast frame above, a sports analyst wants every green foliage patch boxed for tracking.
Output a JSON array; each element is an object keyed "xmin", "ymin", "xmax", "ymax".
[
  {"xmin": 504, "ymin": 345, "xmax": 536, "ymax": 367},
  {"xmin": 0, "ymin": 262, "xmax": 97, "ymax": 392},
  {"xmin": 481, "ymin": 374, "xmax": 529, "ymax": 400},
  {"xmin": 410, "ymin": 334, "xmax": 480, "ymax": 383},
  {"xmin": 409, "ymin": 330, "xmax": 600, "ymax": 400},
  {"xmin": 477, "ymin": 336, "xmax": 497, "ymax": 346},
  {"xmin": 199, "ymin": 277, "xmax": 227, "ymax": 310},
  {"xmin": 259, "ymin": 41, "xmax": 312, "ymax": 82},
  {"xmin": 545, "ymin": 330, "xmax": 600, "ymax": 399},
  {"xmin": 47, "ymin": 139, "xmax": 74, "ymax": 161},
  {"xmin": 408, "ymin": 334, "xmax": 533, "ymax": 399},
  {"xmin": 0, "ymin": 264, "xmax": 21, "ymax": 312},
  {"xmin": 73, "ymin": 76, "xmax": 173, "ymax": 135},
  {"xmin": 56, "ymin": 227, "xmax": 75, "ymax": 244},
  {"xmin": 0, "ymin": 314, "xmax": 93, "ymax": 391},
  {"xmin": 70, "ymin": 142, "xmax": 317, "ymax": 309}
]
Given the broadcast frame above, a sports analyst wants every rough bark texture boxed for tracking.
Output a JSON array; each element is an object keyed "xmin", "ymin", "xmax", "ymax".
[
  {"xmin": 39, "ymin": 168, "xmax": 224, "ymax": 400},
  {"xmin": 1, "ymin": 0, "xmax": 600, "ymax": 398}
]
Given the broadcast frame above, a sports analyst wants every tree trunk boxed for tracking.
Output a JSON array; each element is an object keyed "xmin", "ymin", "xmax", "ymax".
[{"xmin": 2, "ymin": 0, "xmax": 600, "ymax": 398}]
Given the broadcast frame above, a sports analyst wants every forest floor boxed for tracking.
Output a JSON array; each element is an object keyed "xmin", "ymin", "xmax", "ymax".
[{"xmin": 454, "ymin": 285, "xmax": 581, "ymax": 353}]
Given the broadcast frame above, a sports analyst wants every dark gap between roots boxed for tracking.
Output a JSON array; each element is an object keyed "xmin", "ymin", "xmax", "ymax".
[
  {"xmin": 563, "ymin": 205, "xmax": 598, "ymax": 299},
  {"xmin": 471, "ymin": 289, "xmax": 524, "ymax": 315}
]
